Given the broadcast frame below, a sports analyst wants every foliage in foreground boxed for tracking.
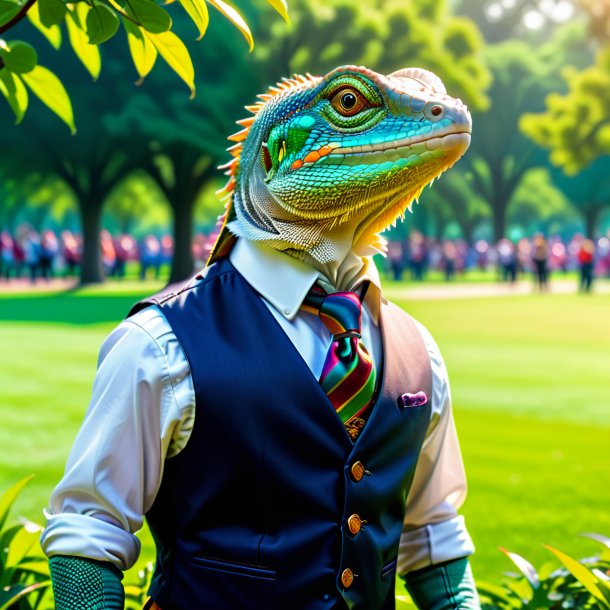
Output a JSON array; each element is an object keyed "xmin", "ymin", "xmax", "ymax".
[
  {"xmin": 0, "ymin": 0, "xmax": 288, "ymax": 130},
  {"xmin": 2, "ymin": 476, "xmax": 609, "ymax": 609},
  {"xmin": 477, "ymin": 537, "xmax": 610, "ymax": 609},
  {"xmin": 0, "ymin": 476, "xmax": 49, "ymax": 610}
]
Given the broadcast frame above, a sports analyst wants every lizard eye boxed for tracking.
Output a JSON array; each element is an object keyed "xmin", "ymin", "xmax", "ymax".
[{"xmin": 330, "ymin": 87, "xmax": 368, "ymax": 116}]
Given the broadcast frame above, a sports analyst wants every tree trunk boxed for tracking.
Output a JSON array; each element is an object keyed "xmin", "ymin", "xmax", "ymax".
[
  {"xmin": 79, "ymin": 199, "xmax": 104, "ymax": 285},
  {"xmin": 462, "ymin": 221, "xmax": 474, "ymax": 244},
  {"xmin": 583, "ymin": 204, "xmax": 600, "ymax": 239},
  {"xmin": 492, "ymin": 199, "xmax": 508, "ymax": 242},
  {"xmin": 169, "ymin": 197, "xmax": 195, "ymax": 283}
]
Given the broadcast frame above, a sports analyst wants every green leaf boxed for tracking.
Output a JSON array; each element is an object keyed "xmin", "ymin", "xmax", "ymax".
[
  {"xmin": 545, "ymin": 544, "xmax": 610, "ymax": 608},
  {"xmin": 144, "ymin": 29, "xmax": 195, "ymax": 97},
  {"xmin": 13, "ymin": 559, "xmax": 51, "ymax": 578},
  {"xmin": 0, "ymin": 523, "xmax": 23, "ymax": 553},
  {"xmin": 2, "ymin": 40, "xmax": 37, "ymax": 73},
  {"xmin": 27, "ymin": 1, "xmax": 62, "ymax": 49},
  {"xmin": 0, "ymin": 581, "xmax": 49, "ymax": 610},
  {"xmin": 37, "ymin": 0, "xmax": 66, "ymax": 27},
  {"xmin": 594, "ymin": 575, "xmax": 610, "ymax": 606},
  {"xmin": 265, "ymin": 0, "xmax": 289, "ymax": 24},
  {"xmin": 499, "ymin": 547, "xmax": 540, "ymax": 591},
  {"xmin": 582, "ymin": 533, "xmax": 610, "ymax": 550},
  {"xmin": 177, "ymin": 0, "xmax": 208, "ymax": 40},
  {"xmin": 5, "ymin": 522, "xmax": 41, "ymax": 569},
  {"xmin": 0, "ymin": 0, "xmax": 21, "ymax": 26},
  {"xmin": 20, "ymin": 64, "xmax": 75, "ymax": 133},
  {"xmin": 86, "ymin": 2, "xmax": 120, "ymax": 44},
  {"xmin": 207, "ymin": 0, "xmax": 253, "ymax": 51},
  {"xmin": 0, "ymin": 476, "xmax": 34, "ymax": 533},
  {"xmin": 0, "ymin": 67, "xmax": 28, "ymax": 123},
  {"xmin": 123, "ymin": 18, "xmax": 157, "ymax": 80},
  {"xmin": 66, "ymin": 3, "xmax": 101, "ymax": 80},
  {"xmin": 125, "ymin": 0, "xmax": 171, "ymax": 34}
]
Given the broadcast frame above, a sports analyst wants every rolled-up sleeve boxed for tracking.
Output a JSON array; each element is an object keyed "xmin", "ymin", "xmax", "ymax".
[
  {"xmin": 40, "ymin": 307, "xmax": 195, "ymax": 571},
  {"xmin": 398, "ymin": 321, "xmax": 475, "ymax": 573}
]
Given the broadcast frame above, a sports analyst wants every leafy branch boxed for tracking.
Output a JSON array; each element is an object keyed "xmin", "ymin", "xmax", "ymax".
[
  {"xmin": 0, "ymin": 0, "xmax": 290, "ymax": 130},
  {"xmin": 0, "ymin": 0, "xmax": 36, "ymax": 34}
]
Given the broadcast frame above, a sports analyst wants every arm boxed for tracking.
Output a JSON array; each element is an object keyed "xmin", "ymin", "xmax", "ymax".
[
  {"xmin": 398, "ymin": 322, "xmax": 480, "ymax": 609},
  {"xmin": 41, "ymin": 307, "xmax": 195, "ymax": 607},
  {"xmin": 404, "ymin": 557, "xmax": 478, "ymax": 610},
  {"xmin": 49, "ymin": 555, "xmax": 124, "ymax": 610}
]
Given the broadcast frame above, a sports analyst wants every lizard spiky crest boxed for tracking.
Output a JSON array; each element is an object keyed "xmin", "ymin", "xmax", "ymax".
[{"xmin": 207, "ymin": 73, "xmax": 321, "ymax": 266}]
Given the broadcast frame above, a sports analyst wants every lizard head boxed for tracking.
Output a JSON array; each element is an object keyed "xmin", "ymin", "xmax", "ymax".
[{"xmin": 210, "ymin": 65, "xmax": 471, "ymax": 266}]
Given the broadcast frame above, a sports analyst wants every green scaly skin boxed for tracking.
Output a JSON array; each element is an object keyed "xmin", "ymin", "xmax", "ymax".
[
  {"xmin": 213, "ymin": 64, "xmax": 472, "ymax": 280},
  {"xmin": 49, "ymin": 555, "xmax": 124, "ymax": 610}
]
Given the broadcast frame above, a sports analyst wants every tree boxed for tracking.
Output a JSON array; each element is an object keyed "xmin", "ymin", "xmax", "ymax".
[
  {"xmin": 103, "ymin": 20, "xmax": 254, "ymax": 281},
  {"xmin": 1, "ymin": 2, "xmax": 288, "ymax": 284},
  {"xmin": 103, "ymin": 171, "xmax": 170, "ymax": 236},
  {"xmin": 548, "ymin": 159, "xmax": 610, "ymax": 237},
  {"xmin": 421, "ymin": 172, "xmax": 491, "ymax": 242},
  {"xmin": 517, "ymin": 1, "xmax": 610, "ymax": 236},
  {"xmin": 0, "ymin": 0, "xmax": 288, "ymax": 129},
  {"xmin": 507, "ymin": 167, "xmax": 581, "ymax": 237},
  {"xmin": 520, "ymin": 48, "xmax": 610, "ymax": 175},
  {"xmin": 462, "ymin": 24, "xmax": 591, "ymax": 241},
  {"xmin": 255, "ymin": 0, "xmax": 491, "ymax": 113}
]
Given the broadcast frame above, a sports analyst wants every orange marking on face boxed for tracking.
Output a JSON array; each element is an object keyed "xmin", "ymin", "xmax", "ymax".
[
  {"xmin": 318, "ymin": 144, "xmax": 335, "ymax": 157},
  {"xmin": 291, "ymin": 159, "xmax": 304, "ymax": 170},
  {"xmin": 304, "ymin": 151, "xmax": 321, "ymax": 163}
]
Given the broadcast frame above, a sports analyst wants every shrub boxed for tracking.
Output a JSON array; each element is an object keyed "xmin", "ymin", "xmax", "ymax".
[
  {"xmin": 478, "ymin": 535, "xmax": 610, "ymax": 609},
  {"xmin": 0, "ymin": 476, "xmax": 50, "ymax": 610}
]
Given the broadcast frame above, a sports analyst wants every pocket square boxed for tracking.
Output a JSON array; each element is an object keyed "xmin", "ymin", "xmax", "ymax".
[{"xmin": 398, "ymin": 391, "xmax": 428, "ymax": 408}]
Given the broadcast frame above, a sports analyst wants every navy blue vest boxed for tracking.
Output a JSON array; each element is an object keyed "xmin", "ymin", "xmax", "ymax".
[{"xmin": 134, "ymin": 257, "xmax": 432, "ymax": 610}]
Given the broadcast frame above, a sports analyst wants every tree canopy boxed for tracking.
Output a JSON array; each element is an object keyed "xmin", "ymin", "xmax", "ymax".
[{"xmin": 520, "ymin": 48, "xmax": 610, "ymax": 174}]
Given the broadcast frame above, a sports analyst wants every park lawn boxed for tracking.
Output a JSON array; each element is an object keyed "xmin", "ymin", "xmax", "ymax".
[{"xmin": 0, "ymin": 284, "xmax": 608, "ymax": 588}]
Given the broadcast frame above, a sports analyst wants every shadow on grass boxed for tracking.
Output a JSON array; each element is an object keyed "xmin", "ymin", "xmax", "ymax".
[{"xmin": 0, "ymin": 292, "xmax": 152, "ymax": 324}]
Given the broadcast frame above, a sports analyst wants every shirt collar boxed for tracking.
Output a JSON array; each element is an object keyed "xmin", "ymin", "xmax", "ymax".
[{"xmin": 229, "ymin": 238, "xmax": 384, "ymax": 323}]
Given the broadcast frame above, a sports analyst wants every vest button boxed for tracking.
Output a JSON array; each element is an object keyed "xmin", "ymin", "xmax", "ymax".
[
  {"xmin": 341, "ymin": 568, "xmax": 354, "ymax": 589},
  {"xmin": 350, "ymin": 461, "xmax": 366, "ymax": 482},
  {"xmin": 347, "ymin": 514, "xmax": 362, "ymax": 535}
]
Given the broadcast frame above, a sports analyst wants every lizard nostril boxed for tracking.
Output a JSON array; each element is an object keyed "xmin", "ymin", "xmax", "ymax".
[{"xmin": 431, "ymin": 105, "xmax": 443, "ymax": 117}]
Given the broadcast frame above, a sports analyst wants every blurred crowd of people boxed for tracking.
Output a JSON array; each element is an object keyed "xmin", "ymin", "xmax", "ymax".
[
  {"xmin": 2, "ymin": 224, "xmax": 609, "ymax": 293},
  {"xmin": 0, "ymin": 226, "xmax": 177, "ymax": 282},
  {"xmin": 384, "ymin": 231, "xmax": 610, "ymax": 293},
  {"xmin": 1, "ymin": 226, "xmax": 81, "ymax": 281}
]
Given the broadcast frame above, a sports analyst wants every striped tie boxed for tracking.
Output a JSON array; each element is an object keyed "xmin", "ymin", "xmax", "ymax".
[{"xmin": 302, "ymin": 286, "xmax": 377, "ymax": 441}]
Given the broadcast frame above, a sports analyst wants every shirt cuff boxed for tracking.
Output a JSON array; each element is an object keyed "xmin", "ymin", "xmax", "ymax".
[
  {"xmin": 40, "ymin": 512, "xmax": 141, "ymax": 571},
  {"xmin": 397, "ymin": 515, "xmax": 475, "ymax": 574}
]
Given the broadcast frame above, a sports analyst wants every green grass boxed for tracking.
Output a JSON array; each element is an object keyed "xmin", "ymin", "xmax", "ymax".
[
  {"xmin": 0, "ymin": 282, "xmax": 608, "ymax": 587},
  {"xmin": 397, "ymin": 293, "xmax": 610, "ymax": 583}
]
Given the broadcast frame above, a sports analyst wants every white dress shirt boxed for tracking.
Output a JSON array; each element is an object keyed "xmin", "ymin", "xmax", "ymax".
[{"xmin": 41, "ymin": 238, "xmax": 474, "ymax": 573}]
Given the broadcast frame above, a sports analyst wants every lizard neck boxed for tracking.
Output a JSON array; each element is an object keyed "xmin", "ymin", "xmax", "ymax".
[{"xmin": 229, "ymin": 211, "xmax": 379, "ymax": 291}]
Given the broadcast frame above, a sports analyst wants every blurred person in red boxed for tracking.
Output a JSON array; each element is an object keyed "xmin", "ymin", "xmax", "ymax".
[{"xmin": 578, "ymin": 239, "xmax": 595, "ymax": 293}]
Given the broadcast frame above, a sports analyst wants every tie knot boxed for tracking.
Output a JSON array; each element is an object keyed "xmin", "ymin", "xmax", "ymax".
[{"xmin": 304, "ymin": 289, "xmax": 362, "ymax": 337}]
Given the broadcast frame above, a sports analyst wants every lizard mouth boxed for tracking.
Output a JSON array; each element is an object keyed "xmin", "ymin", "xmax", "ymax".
[{"xmin": 330, "ymin": 126, "xmax": 472, "ymax": 158}]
